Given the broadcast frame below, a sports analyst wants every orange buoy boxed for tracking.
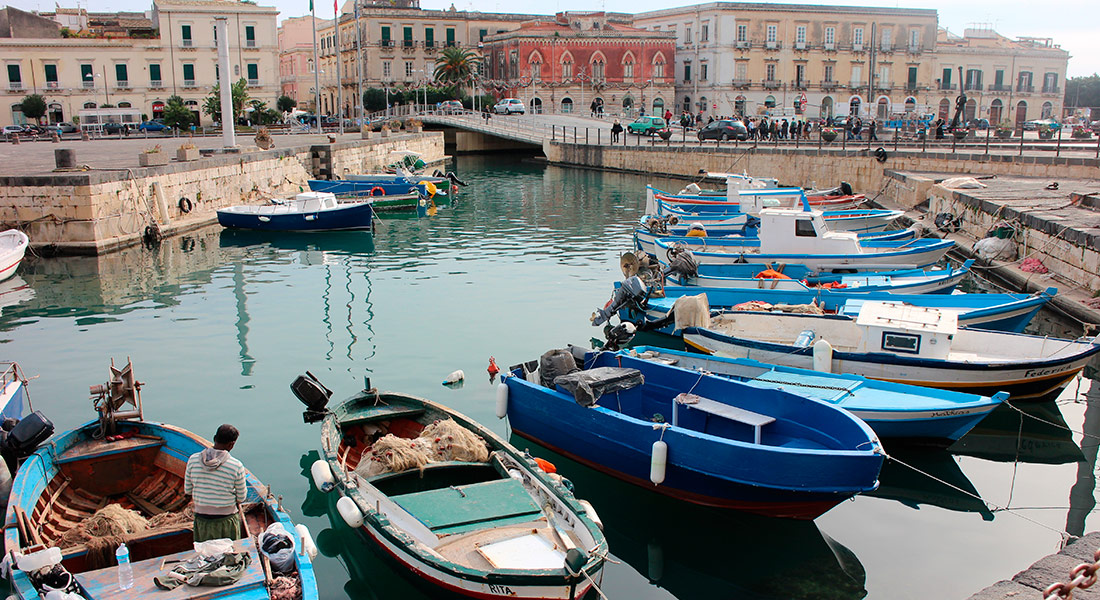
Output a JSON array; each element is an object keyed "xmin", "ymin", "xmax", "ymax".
[
  {"xmin": 487, "ymin": 356, "xmax": 500, "ymax": 381},
  {"xmin": 533, "ymin": 457, "xmax": 557, "ymax": 474}
]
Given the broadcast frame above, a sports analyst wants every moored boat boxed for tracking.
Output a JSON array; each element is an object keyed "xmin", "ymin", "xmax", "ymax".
[
  {"xmin": 308, "ymin": 178, "xmax": 444, "ymax": 199},
  {"xmin": 293, "ymin": 373, "xmax": 607, "ymax": 599},
  {"xmin": 217, "ymin": 191, "xmax": 373, "ymax": 232},
  {"xmin": 3, "ymin": 359, "xmax": 319, "ymax": 600},
  {"xmin": 665, "ymin": 260, "xmax": 972, "ymax": 294},
  {"xmin": 0, "ymin": 229, "xmax": 29, "ymax": 282},
  {"xmin": 683, "ymin": 301, "xmax": 1100, "ymax": 400},
  {"xmin": 623, "ymin": 346, "xmax": 1006, "ymax": 442},
  {"xmin": 501, "ymin": 348, "xmax": 884, "ymax": 519}
]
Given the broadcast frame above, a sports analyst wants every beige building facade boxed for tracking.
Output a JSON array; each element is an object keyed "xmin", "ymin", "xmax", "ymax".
[
  {"xmin": 633, "ymin": 2, "xmax": 940, "ymax": 121},
  {"xmin": 931, "ymin": 27, "xmax": 1068, "ymax": 128},
  {"xmin": 1, "ymin": 0, "xmax": 279, "ymax": 128}
]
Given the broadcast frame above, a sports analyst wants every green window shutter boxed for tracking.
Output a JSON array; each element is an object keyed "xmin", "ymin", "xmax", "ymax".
[
  {"xmin": 149, "ymin": 64, "xmax": 161, "ymax": 82},
  {"xmin": 479, "ymin": 29, "xmax": 487, "ymax": 41},
  {"xmin": 44, "ymin": 64, "xmax": 57, "ymax": 82},
  {"xmin": 247, "ymin": 63, "xmax": 258, "ymax": 80},
  {"xmin": 403, "ymin": 26, "xmax": 412, "ymax": 47},
  {"xmin": 182, "ymin": 24, "xmax": 191, "ymax": 40},
  {"xmin": 942, "ymin": 68, "xmax": 951, "ymax": 87},
  {"xmin": 246, "ymin": 25, "xmax": 255, "ymax": 41},
  {"xmin": 183, "ymin": 63, "xmax": 194, "ymax": 81},
  {"xmin": 446, "ymin": 28, "xmax": 455, "ymax": 46},
  {"xmin": 115, "ymin": 63, "xmax": 128, "ymax": 83},
  {"xmin": 381, "ymin": 26, "xmax": 390, "ymax": 47},
  {"xmin": 425, "ymin": 28, "xmax": 434, "ymax": 47},
  {"xmin": 7, "ymin": 64, "xmax": 21, "ymax": 83},
  {"xmin": 81, "ymin": 64, "xmax": 93, "ymax": 82}
]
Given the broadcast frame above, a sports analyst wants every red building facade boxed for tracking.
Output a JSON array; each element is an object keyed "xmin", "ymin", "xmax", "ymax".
[{"xmin": 482, "ymin": 12, "xmax": 676, "ymax": 117}]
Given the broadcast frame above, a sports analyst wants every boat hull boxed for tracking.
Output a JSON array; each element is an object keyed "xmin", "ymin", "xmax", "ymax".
[
  {"xmin": 669, "ymin": 266, "xmax": 967, "ymax": 294},
  {"xmin": 0, "ymin": 230, "xmax": 29, "ymax": 283},
  {"xmin": 683, "ymin": 327, "xmax": 1100, "ymax": 400},
  {"xmin": 654, "ymin": 238, "xmax": 954, "ymax": 271},
  {"xmin": 217, "ymin": 201, "xmax": 373, "ymax": 231},
  {"xmin": 308, "ymin": 179, "xmax": 435, "ymax": 199}
]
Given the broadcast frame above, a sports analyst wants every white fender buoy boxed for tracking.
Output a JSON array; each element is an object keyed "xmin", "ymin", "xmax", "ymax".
[
  {"xmin": 813, "ymin": 338, "xmax": 833, "ymax": 373},
  {"xmin": 495, "ymin": 383, "xmax": 509, "ymax": 419},
  {"xmin": 310, "ymin": 460, "xmax": 335, "ymax": 493},
  {"xmin": 578, "ymin": 499, "xmax": 603, "ymax": 531},
  {"xmin": 336, "ymin": 496, "xmax": 364, "ymax": 529},
  {"xmin": 442, "ymin": 370, "xmax": 465, "ymax": 385},
  {"xmin": 294, "ymin": 523, "xmax": 319, "ymax": 560},
  {"xmin": 650, "ymin": 440, "xmax": 668, "ymax": 485}
]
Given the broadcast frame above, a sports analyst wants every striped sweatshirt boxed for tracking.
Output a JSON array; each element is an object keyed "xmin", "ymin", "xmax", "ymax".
[{"xmin": 184, "ymin": 448, "xmax": 247, "ymax": 516}]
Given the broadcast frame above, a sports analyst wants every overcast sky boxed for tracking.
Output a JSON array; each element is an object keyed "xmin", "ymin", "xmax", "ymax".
[{"xmin": 9, "ymin": 0, "xmax": 1097, "ymax": 77}]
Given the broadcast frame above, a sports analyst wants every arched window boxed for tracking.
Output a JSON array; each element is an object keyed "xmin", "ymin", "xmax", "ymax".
[
  {"xmin": 764, "ymin": 95, "xmax": 776, "ymax": 108},
  {"xmin": 964, "ymin": 98, "xmax": 976, "ymax": 122},
  {"xmin": 820, "ymin": 96, "xmax": 834, "ymax": 118},
  {"xmin": 1041, "ymin": 101, "xmax": 1053, "ymax": 119},
  {"xmin": 590, "ymin": 52, "xmax": 606, "ymax": 81},
  {"xmin": 528, "ymin": 51, "xmax": 543, "ymax": 81},
  {"xmin": 683, "ymin": 96, "xmax": 691, "ymax": 112},
  {"xmin": 904, "ymin": 96, "xmax": 916, "ymax": 113},
  {"xmin": 560, "ymin": 52, "xmax": 574, "ymax": 79},
  {"xmin": 652, "ymin": 97, "xmax": 664, "ymax": 115},
  {"xmin": 876, "ymin": 96, "xmax": 889, "ymax": 119},
  {"xmin": 10, "ymin": 103, "xmax": 26, "ymax": 125},
  {"xmin": 849, "ymin": 96, "xmax": 861, "ymax": 115},
  {"xmin": 622, "ymin": 96, "xmax": 634, "ymax": 112},
  {"xmin": 989, "ymin": 99, "xmax": 1003, "ymax": 124},
  {"xmin": 118, "ymin": 101, "xmax": 132, "ymax": 108},
  {"xmin": 938, "ymin": 98, "xmax": 951, "ymax": 119},
  {"xmin": 700, "ymin": 96, "xmax": 708, "ymax": 112},
  {"xmin": 84, "ymin": 102, "xmax": 98, "ymax": 109},
  {"xmin": 1015, "ymin": 101, "xmax": 1027, "ymax": 127},
  {"xmin": 531, "ymin": 97, "xmax": 543, "ymax": 114},
  {"xmin": 621, "ymin": 51, "xmax": 636, "ymax": 81},
  {"xmin": 652, "ymin": 53, "xmax": 666, "ymax": 79},
  {"xmin": 561, "ymin": 97, "xmax": 573, "ymax": 113},
  {"xmin": 735, "ymin": 95, "xmax": 747, "ymax": 116}
]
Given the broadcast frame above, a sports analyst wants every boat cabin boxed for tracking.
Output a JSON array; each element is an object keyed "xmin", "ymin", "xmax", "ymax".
[
  {"xmin": 757, "ymin": 208, "xmax": 861, "ymax": 255},
  {"xmin": 854, "ymin": 302, "xmax": 957, "ymax": 360},
  {"xmin": 289, "ymin": 192, "xmax": 339, "ymax": 212}
]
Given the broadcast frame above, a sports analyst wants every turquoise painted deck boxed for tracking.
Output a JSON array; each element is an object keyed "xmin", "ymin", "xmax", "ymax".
[
  {"xmin": 392, "ymin": 478, "xmax": 541, "ymax": 535},
  {"xmin": 1, "ymin": 155, "xmax": 1097, "ymax": 600}
]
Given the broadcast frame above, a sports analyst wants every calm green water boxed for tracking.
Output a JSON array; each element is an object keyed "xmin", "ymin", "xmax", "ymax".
[{"xmin": 2, "ymin": 154, "xmax": 1098, "ymax": 600}]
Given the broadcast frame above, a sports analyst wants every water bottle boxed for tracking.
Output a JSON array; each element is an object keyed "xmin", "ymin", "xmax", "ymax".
[
  {"xmin": 794, "ymin": 329, "xmax": 816, "ymax": 348},
  {"xmin": 116, "ymin": 543, "xmax": 133, "ymax": 590}
]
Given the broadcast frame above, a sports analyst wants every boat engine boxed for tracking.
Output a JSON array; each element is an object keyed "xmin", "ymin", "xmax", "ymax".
[
  {"xmin": 292, "ymin": 371, "xmax": 333, "ymax": 424},
  {"xmin": 591, "ymin": 276, "xmax": 649, "ymax": 326},
  {"xmin": 0, "ymin": 411, "xmax": 54, "ymax": 475},
  {"xmin": 663, "ymin": 246, "xmax": 698, "ymax": 279},
  {"xmin": 602, "ymin": 322, "xmax": 638, "ymax": 352}
]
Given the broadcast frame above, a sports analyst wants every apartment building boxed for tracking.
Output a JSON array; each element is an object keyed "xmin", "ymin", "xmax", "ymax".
[
  {"xmin": 1, "ymin": 0, "xmax": 279, "ymax": 128},
  {"xmin": 932, "ymin": 27, "xmax": 1068, "ymax": 127},
  {"xmin": 482, "ymin": 12, "xmax": 676, "ymax": 116},
  {"xmin": 633, "ymin": 2, "xmax": 940, "ymax": 120},
  {"xmin": 279, "ymin": 15, "xmax": 328, "ymax": 110}
]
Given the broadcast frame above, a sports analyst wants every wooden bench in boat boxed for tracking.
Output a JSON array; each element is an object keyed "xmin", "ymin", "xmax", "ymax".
[
  {"xmin": 391, "ymin": 478, "xmax": 541, "ymax": 536},
  {"xmin": 672, "ymin": 393, "xmax": 775, "ymax": 444},
  {"xmin": 55, "ymin": 436, "xmax": 165, "ymax": 465},
  {"xmin": 74, "ymin": 537, "xmax": 265, "ymax": 600},
  {"xmin": 339, "ymin": 404, "xmax": 425, "ymax": 427}
]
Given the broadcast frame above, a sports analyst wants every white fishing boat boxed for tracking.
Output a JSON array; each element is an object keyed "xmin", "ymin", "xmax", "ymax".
[
  {"xmin": 683, "ymin": 301, "xmax": 1100, "ymax": 400},
  {"xmin": 0, "ymin": 230, "xmax": 29, "ymax": 282}
]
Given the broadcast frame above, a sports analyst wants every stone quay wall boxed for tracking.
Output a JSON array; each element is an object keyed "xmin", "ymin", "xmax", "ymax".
[
  {"xmin": 543, "ymin": 142, "xmax": 1100, "ymax": 210},
  {"xmin": 0, "ymin": 132, "xmax": 444, "ymax": 255}
]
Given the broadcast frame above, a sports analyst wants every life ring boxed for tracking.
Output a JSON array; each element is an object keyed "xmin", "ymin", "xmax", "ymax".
[
  {"xmin": 178, "ymin": 197, "xmax": 193, "ymax": 213},
  {"xmin": 874, "ymin": 147, "xmax": 888, "ymax": 163},
  {"xmin": 419, "ymin": 180, "xmax": 437, "ymax": 198},
  {"xmin": 369, "ymin": 186, "xmax": 385, "ymax": 197}
]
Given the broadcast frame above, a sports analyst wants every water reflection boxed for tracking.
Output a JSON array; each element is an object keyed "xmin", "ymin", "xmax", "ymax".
[
  {"xmin": 514, "ymin": 437, "xmax": 867, "ymax": 600},
  {"xmin": 1067, "ymin": 381, "xmax": 1100, "ymax": 538},
  {"xmin": 871, "ymin": 448, "xmax": 994, "ymax": 520},
  {"xmin": 949, "ymin": 401, "xmax": 1083, "ymax": 465}
]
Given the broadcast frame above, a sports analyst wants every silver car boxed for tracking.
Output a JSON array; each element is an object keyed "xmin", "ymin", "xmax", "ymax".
[{"xmin": 493, "ymin": 98, "xmax": 525, "ymax": 115}]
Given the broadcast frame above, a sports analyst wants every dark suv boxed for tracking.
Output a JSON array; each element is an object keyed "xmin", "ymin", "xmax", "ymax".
[{"xmin": 696, "ymin": 119, "xmax": 749, "ymax": 141}]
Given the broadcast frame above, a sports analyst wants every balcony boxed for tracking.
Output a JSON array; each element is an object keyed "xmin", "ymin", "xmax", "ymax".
[
  {"xmin": 46, "ymin": 81, "xmax": 59, "ymax": 89},
  {"xmin": 988, "ymin": 84, "xmax": 1010, "ymax": 93},
  {"xmin": 83, "ymin": 80, "xmax": 95, "ymax": 88},
  {"xmin": 8, "ymin": 82, "xmax": 24, "ymax": 91},
  {"xmin": 794, "ymin": 80, "xmax": 808, "ymax": 91},
  {"xmin": 735, "ymin": 40, "xmax": 750, "ymax": 49},
  {"xmin": 824, "ymin": 42, "xmax": 835, "ymax": 51},
  {"xmin": 150, "ymin": 80, "xmax": 163, "ymax": 88},
  {"xmin": 821, "ymin": 79, "xmax": 838, "ymax": 90},
  {"xmin": 115, "ymin": 81, "xmax": 130, "ymax": 90},
  {"xmin": 380, "ymin": 40, "xmax": 393, "ymax": 49},
  {"xmin": 402, "ymin": 40, "xmax": 414, "ymax": 49},
  {"xmin": 939, "ymin": 82, "xmax": 955, "ymax": 91},
  {"xmin": 1017, "ymin": 84, "xmax": 1034, "ymax": 93},
  {"xmin": 907, "ymin": 45, "xmax": 921, "ymax": 54},
  {"xmin": 247, "ymin": 78, "xmax": 259, "ymax": 86},
  {"xmin": 762, "ymin": 79, "xmax": 780, "ymax": 89},
  {"xmin": 849, "ymin": 82, "xmax": 866, "ymax": 91},
  {"xmin": 1042, "ymin": 85, "xmax": 1060, "ymax": 94},
  {"xmin": 965, "ymin": 83, "xmax": 984, "ymax": 91},
  {"xmin": 875, "ymin": 82, "xmax": 893, "ymax": 92},
  {"xmin": 852, "ymin": 43, "xmax": 863, "ymax": 52},
  {"xmin": 879, "ymin": 43, "xmax": 893, "ymax": 53},
  {"xmin": 181, "ymin": 39, "xmax": 193, "ymax": 48},
  {"xmin": 732, "ymin": 78, "xmax": 751, "ymax": 89},
  {"xmin": 245, "ymin": 39, "xmax": 256, "ymax": 48},
  {"xmin": 794, "ymin": 41, "xmax": 806, "ymax": 50},
  {"xmin": 765, "ymin": 40, "xmax": 778, "ymax": 50},
  {"xmin": 183, "ymin": 79, "xmax": 197, "ymax": 88}
]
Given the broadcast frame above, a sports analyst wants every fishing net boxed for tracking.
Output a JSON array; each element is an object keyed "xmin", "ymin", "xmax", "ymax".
[
  {"xmin": 57, "ymin": 503, "xmax": 194, "ymax": 548},
  {"xmin": 269, "ymin": 575, "xmax": 302, "ymax": 600},
  {"xmin": 353, "ymin": 419, "xmax": 490, "ymax": 477}
]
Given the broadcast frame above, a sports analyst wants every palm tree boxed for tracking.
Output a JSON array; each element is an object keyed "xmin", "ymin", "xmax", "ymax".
[{"xmin": 433, "ymin": 47, "xmax": 481, "ymax": 92}]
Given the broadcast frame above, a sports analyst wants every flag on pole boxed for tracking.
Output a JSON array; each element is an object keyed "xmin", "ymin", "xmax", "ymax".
[{"xmin": 309, "ymin": 0, "xmax": 312, "ymax": 11}]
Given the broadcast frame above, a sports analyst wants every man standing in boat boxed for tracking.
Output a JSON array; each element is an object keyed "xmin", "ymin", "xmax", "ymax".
[{"xmin": 184, "ymin": 424, "xmax": 247, "ymax": 542}]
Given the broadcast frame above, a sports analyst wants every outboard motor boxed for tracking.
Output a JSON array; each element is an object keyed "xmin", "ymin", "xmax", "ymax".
[
  {"xmin": 445, "ymin": 172, "xmax": 469, "ymax": 187},
  {"xmin": 839, "ymin": 181, "xmax": 853, "ymax": 196},
  {"xmin": 663, "ymin": 246, "xmax": 698, "ymax": 279},
  {"xmin": 292, "ymin": 371, "xmax": 333, "ymax": 424},
  {"xmin": 603, "ymin": 322, "xmax": 638, "ymax": 352},
  {"xmin": 1, "ymin": 411, "xmax": 54, "ymax": 476},
  {"xmin": 591, "ymin": 276, "xmax": 649, "ymax": 326}
]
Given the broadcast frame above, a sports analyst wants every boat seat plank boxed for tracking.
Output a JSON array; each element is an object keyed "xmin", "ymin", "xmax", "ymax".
[
  {"xmin": 674, "ymin": 394, "xmax": 775, "ymax": 444},
  {"xmin": 392, "ymin": 479, "xmax": 540, "ymax": 534},
  {"xmin": 340, "ymin": 405, "xmax": 425, "ymax": 427},
  {"xmin": 75, "ymin": 537, "xmax": 264, "ymax": 600},
  {"xmin": 55, "ymin": 438, "xmax": 165, "ymax": 465}
]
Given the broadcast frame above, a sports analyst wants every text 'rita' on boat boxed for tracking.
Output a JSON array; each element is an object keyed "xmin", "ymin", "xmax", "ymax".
[
  {"xmin": 3, "ymin": 359, "xmax": 319, "ymax": 600},
  {"xmin": 499, "ymin": 347, "xmax": 884, "ymax": 520},
  {"xmin": 683, "ymin": 301, "xmax": 1100, "ymax": 400},
  {"xmin": 292, "ymin": 372, "xmax": 607, "ymax": 600}
]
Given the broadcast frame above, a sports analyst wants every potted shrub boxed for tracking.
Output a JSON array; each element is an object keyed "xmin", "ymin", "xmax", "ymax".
[
  {"xmin": 995, "ymin": 121, "xmax": 1014, "ymax": 139},
  {"xmin": 820, "ymin": 127, "xmax": 838, "ymax": 143},
  {"xmin": 176, "ymin": 142, "xmax": 198, "ymax": 162},
  {"xmin": 1072, "ymin": 127, "xmax": 1092, "ymax": 139},
  {"xmin": 254, "ymin": 126, "xmax": 274, "ymax": 149},
  {"xmin": 380, "ymin": 123, "xmax": 391, "ymax": 138},
  {"xmin": 361, "ymin": 122, "xmax": 372, "ymax": 139},
  {"xmin": 139, "ymin": 144, "xmax": 168, "ymax": 167},
  {"xmin": 1037, "ymin": 125, "xmax": 1054, "ymax": 140},
  {"xmin": 406, "ymin": 118, "xmax": 423, "ymax": 133},
  {"xmin": 389, "ymin": 120, "xmax": 403, "ymax": 133}
]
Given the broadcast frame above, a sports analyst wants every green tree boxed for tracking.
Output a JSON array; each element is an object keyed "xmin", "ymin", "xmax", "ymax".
[
  {"xmin": 202, "ymin": 78, "xmax": 251, "ymax": 124},
  {"xmin": 433, "ymin": 47, "xmax": 481, "ymax": 91},
  {"xmin": 20, "ymin": 94, "xmax": 47, "ymax": 124},
  {"xmin": 248, "ymin": 100, "xmax": 281, "ymax": 125},
  {"xmin": 363, "ymin": 87, "xmax": 388, "ymax": 112},
  {"xmin": 1065, "ymin": 75, "xmax": 1100, "ymax": 111},
  {"xmin": 161, "ymin": 95, "xmax": 193, "ymax": 130},
  {"xmin": 276, "ymin": 95, "xmax": 297, "ymax": 113}
]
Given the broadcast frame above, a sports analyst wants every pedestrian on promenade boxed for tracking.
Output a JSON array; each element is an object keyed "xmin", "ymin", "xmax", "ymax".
[
  {"xmin": 611, "ymin": 120, "xmax": 623, "ymax": 143},
  {"xmin": 869, "ymin": 118, "xmax": 879, "ymax": 141},
  {"xmin": 185, "ymin": 424, "xmax": 247, "ymax": 543},
  {"xmin": 590, "ymin": 100, "xmax": 599, "ymax": 118}
]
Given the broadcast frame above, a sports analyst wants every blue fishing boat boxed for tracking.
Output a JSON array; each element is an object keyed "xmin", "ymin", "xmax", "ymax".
[
  {"xmin": 664, "ymin": 261, "xmax": 973, "ymax": 294},
  {"xmin": 308, "ymin": 178, "xmax": 444, "ymax": 199},
  {"xmin": 500, "ymin": 348, "xmax": 883, "ymax": 520},
  {"xmin": 602, "ymin": 284, "xmax": 1054, "ymax": 333},
  {"xmin": 623, "ymin": 346, "xmax": 1006, "ymax": 442},
  {"xmin": 3, "ymin": 359, "xmax": 319, "ymax": 600},
  {"xmin": 217, "ymin": 191, "xmax": 373, "ymax": 232}
]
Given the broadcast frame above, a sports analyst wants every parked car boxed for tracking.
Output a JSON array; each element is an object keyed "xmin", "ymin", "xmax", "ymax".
[
  {"xmin": 436, "ymin": 100, "xmax": 463, "ymax": 114},
  {"xmin": 52, "ymin": 122, "xmax": 78, "ymax": 133},
  {"xmin": 1023, "ymin": 118, "xmax": 1060, "ymax": 131},
  {"xmin": 966, "ymin": 118, "xmax": 990, "ymax": 130},
  {"xmin": 2, "ymin": 125, "xmax": 24, "ymax": 138},
  {"xmin": 102, "ymin": 122, "xmax": 125, "ymax": 134},
  {"xmin": 627, "ymin": 116, "xmax": 667, "ymax": 135},
  {"xmin": 493, "ymin": 98, "xmax": 525, "ymax": 114},
  {"xmin": 137, "ymin": 120, "xmax": 169, "ymax": 132},
  {"xmin": 697, "ymin": 119, "xmax": 749, "ymax": 141}
]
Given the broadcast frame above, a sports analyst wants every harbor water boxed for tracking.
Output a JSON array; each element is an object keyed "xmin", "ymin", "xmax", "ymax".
[{"xmin": 2, "ymin": 154, "xmax": 1097, "ymax": 599}]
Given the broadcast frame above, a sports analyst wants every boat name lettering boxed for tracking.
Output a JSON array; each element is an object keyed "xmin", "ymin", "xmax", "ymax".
[
  {"xmin": 1023, "ymin": 365, "xmax": 1073, "ymax": 378},
  {"xmin": 488, "ymin": 584, "xmax": 515, "ymax": 595},
  {"xmin": 929, "ymin": 409, "xmax": 967, "ymax": 418}
]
